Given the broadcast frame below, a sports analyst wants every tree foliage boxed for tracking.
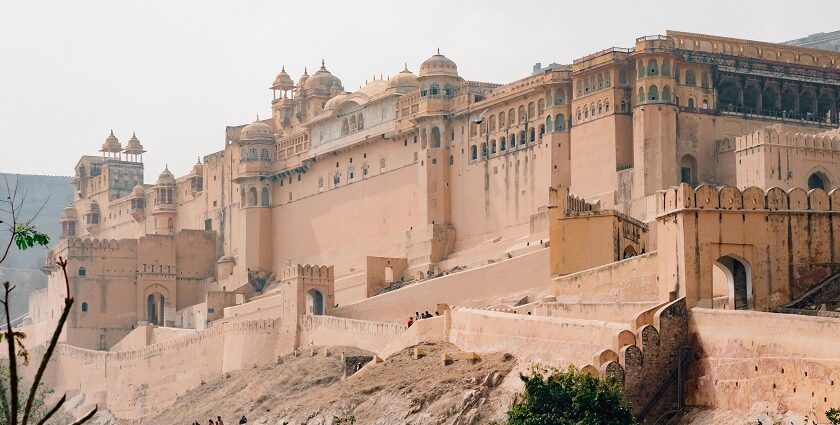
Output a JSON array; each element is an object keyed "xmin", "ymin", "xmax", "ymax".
[
  {"xmin": 827, "ymin": 408, "xmax": 840, "ymax": 425},
  {"xmin": 506, "ymin": 365, "xmax": 637, "ymax": 425}
]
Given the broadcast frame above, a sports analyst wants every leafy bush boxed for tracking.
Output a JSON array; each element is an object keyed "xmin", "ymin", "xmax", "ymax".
[
  {"xmin": 506, "ymin": 365, "xmax": 637, "ymax": 425},
  {"xmin": 827, "ymin": 408, "xmax": 840, "ymax": 425}
]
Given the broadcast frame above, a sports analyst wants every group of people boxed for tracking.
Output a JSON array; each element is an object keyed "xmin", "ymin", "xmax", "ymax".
[
  {"xmin": 406, "ymin": 310, "xmax": 439, "ymax": 327},
  {"xmin": 192, "ymin": 415, "xmax": 247, "ymax": 425}
]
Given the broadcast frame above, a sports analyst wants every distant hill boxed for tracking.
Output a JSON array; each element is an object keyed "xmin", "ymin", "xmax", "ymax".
[
  {"xmin": 0, "ymin": 174, "xmax": 74, "ymax": 320},
  {"xmin": 785, "ymin": 30, "xmax": 840, "ymax": 51}
]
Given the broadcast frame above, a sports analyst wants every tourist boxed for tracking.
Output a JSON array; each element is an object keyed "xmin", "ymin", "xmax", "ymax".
[
  {"xmin": 414, "ymin": 311, "xmax": 421, "ymax": 321},
  {"xmin": 239, "ymin": 415, "xmax": 248, "ymax": 424},
  {"xmin": 217, "ymin": 416, "xmax": 225, "ymax": 425},
  {"xmin": 434, "ymin": 311, "xmax": 440, "ymax": 316},
  {"xmin": 208, "ymin": 419, "xmax": 215, "ymax": 425},
  {"xmin": 424, "ymin": 310, "xmax": 431, "ymax": 318},
  {"xmin": 407, "ymin": 317, "xmax": 414, "ymax": 327}
]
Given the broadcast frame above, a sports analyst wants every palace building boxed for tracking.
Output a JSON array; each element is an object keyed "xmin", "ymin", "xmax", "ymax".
[{"xmin": 21, "ymin": 30, "xmax": 840, "ymax": 422}]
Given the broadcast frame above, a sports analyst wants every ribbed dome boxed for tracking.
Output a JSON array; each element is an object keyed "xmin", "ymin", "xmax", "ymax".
[
  {"xmin": 60, "ymin": 205, "xmax": 77, "ymax": 220},
  {"xmin": 388, "ymin": 65, "xmax": 419, "ymax": 93},
  {"xmin": 324, "ymin": 93, "xmax": 349, "ymax": 111},
  {"xmin": 271, "ymin": 66, "xmax": 294, "ymax": 90},
  {"xmin": 100, "ymin": 130, "xmax": 122, "ymax": 153},
  {"xmin": 156, "ymin": 167, "xmax": 175, "ymax": 186},
  {"xmin": 297, "ymin": 68, "xmax": 310, "ymax": 87},
  {"xmin": 124, "ymin": 132, "xmax": 145, "ymax": 154},
  {"xmin": 358, "ymin": 79, "xmax": 389, "ymax": 98},
  {"xmin": 304, "ymin": 60, "xmax": 343, "ymax": 92},
  {"xmin": 132, "ymin": 184, "xmax": 145, "ymax": 197},
  {"xmin": 240, "ymin": 120, "xmax": 275, "ymax": 142},
  {"xmin": 419, "ymin": 50, "xmax": 458, "ymax": 78}
]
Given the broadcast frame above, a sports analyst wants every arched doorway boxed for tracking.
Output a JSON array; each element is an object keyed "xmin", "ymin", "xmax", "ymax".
[
  {"xmin": 713, "ymin": 255, "xmax": 751, "ymax": 310},
  {"xmin": 623, "ymin": 245, "xmax": 637, "ymax": 259},
  {"xmin": 147, "ymin": 292, "xmax": 165, "ymax": 325},
  {"xmin": 306, "ymin": 289, "xmax": 325, "ymax": 315},
  {"xmin": 680, "ymin": 155, "xmax": 697, "ymax": 185},
  {"xmin": 808, "ymin": 171, "xmax": 830, "ymax": 191}
]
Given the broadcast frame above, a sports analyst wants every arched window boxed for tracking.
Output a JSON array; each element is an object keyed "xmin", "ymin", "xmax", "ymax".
[
  {"xmin": 674, "ymin": 67, "xmax": 680, "ymax": 84},
  {"xmin": 555, "ymin": 114, "xmax": 565, "ymax": 131},
  {"xmin": 470, "ymin": 145, "xmax": 477, "ymax": 160},
  {"xmin": 662, "ymin": 58, "xmax": 671, "ymax": 76},
  {"xmin": 420, "ymin": 84, "xmax": 427, "ymax": 97},
  {"xmin": 530, "ymin": 127, "xmax": 536, "ymax": 142},
  {"xmin": 260, "ymin": 148, "xmax": 270, "ymax": 161},
  {"xmin": 808, "ymin": 171, "xmax": 831, "ymax": 191},
  {"xmin": 490, "ymin": 140, "xmax": 497, "ymax": 154},
  {"xmin": 528, "ymin": 102, "xmax": 535, "ymax": 119},
  {"xmin": 648, "ymin": 59, "xmax": 659, "ymax": 76},
  {"xmin": 500, "ymin": 136, "xmax": 507, "ymax": 151},
  {"xmin": 688, "ymin": 97, "xmax": 695, "ymax": 109},
  {"xmin": 362, "ymin": 164, "xmax": 369, "ymax": 177},
  {"xmin": 588, "ymin": 76, "xmax": 595, "ymax": 92},
  {"xmin": 518, "ymin": 105, "xmax": 526, "ymax": 122},
  {"xmin": 597, "ymin": 101, "xmax": 603, "ymax": 116},
  {"xmin": 430, "ymin": 84, "xmax": 440, "ymax": 96},
  {"xmin": 349, "ymin": 115, "xmax": 357, "ymax": 132},
  {"xmin": 597, "ymin": 73, "xmax": 604, "ymax": 89},
  {"xmin": 509, "ymin": 133, "xmax": 516, "ymax": 148},
  {"xmin": 333, "ymin": 172, "xmax": 341, "ymax": 186},
  {"xmin": 448, "ymin": 155, "xmax": 453, "ymax": 165},
  {"xmin": 619, "ymin": 69, "xmax": 627, "ymax": 85},
  {"xmin": 584, "ymin": 107, "xmax": 589, "ymax": 119},
  {"xmin": 444, "ymin": 84, "xmax": 453, "ymax": 97},
  {"xmin": 341, "ymin": 118, "xmax": 349, "ymax": 135},
  {"xmin": 590, "ymin": 103, "xmax": 595, "ymax": 118},
  {"xmin": 489, "ymin": 115, "xmax": 496, "ymax": 132},
  {"xmin": 702, "ymin": 99, "xmax": 709, "ymax": 109},
  {"xmin": 545, "ymin": 116, "xmax": 553, "ymax": 132},
  {"xmin": 637, "ymin": 60, "xmax": 645, "ymax": 78},
  {"xmin": 648, "ymin": 85, "xmax": 659, "ymax": 102},
  {"xmin": 248, "ymin": 187, "xmax": 258, "ymax": 206},
  {"xmin": 662, "ymin": 86, "xmax": 672, "ymax": 103},
  {"xmin": 480, "ymin": 142, "xmax": 488, "ymax": 159},
  {"xmin": 260, "ymin": 187, "xmax": 270, "ymax": 206},
  {"xmin": 554, "ymin": 89, "xmax": 564, "ymax": 105},
  {"xmin": 577, "ymin": 80, "xmax": 584, "ymax": 97},
  {"xmin": 431, "ymin": 127, "xmax": 441, "ymax": 148},
  {"xmin": 537, "ymin": 99, "xmax": 545, "ymax": 114},
  {"xmin": 81, "ymin": 302, "xmax": 88, "ymax": 312},
  {"xmin": 686, "ymin": 69, "xmax": 696, "ymax": 86},
  {"xmin": 701, "ymin": 72, "xmax": 709, "ymax": 88},
  {"xmin": 604, "ymin": 72, "xmax": 611, "ymax": 87},
  {"xmin": 508, "ymin": 108, "xmax": 515, "ymax": 126},
  {"xmin": 638, "ymin": 87, "xmax": 646, "ymax": 104},
  {"xmin": 538, "ymin": 124, "xmax": 545, "ymax": 140},
  {"xmin": 499, "ymin": 112, "xmax": 506, "ymax": 128},
  {"xmin": 357, "ymin": 112, "xmax": 364, "ymax": 130},
  {"xmin": 680, "ymin": 155, "xmax": 697, "ymax": 184},
  {"xmin": 519, "ymin": 130, "xmax": 526, "ymax": 145},
  {"xmin": 605, "ymin": 100, "xmax": 610, "ymax": 112},
  {"xmin": 577, "ymin": 107, "xmax": 582, "ymax": 122}
]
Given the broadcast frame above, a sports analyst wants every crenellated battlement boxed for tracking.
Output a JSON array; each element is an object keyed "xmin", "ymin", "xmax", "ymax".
[
  {"xmin": 736, "ymin": 124, "xmax": 840, "ymax": 153},
  {"xmin": 657, "ymin": 183, "xmax": 840, "ymax": 215},
  {"xmin": 279, "ymin": 263, "xmax": 334, "ymax": 281}
]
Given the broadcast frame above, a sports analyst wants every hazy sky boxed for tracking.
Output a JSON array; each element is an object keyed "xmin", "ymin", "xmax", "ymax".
[{"xmin": 1, "ymin": 0, "xmax": 838, "ymax": 180}]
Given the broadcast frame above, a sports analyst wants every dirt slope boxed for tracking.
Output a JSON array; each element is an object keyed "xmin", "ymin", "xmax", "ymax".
[{"xmin": 98, "ymin": 342, "xmax": 516, "ymax": 425}]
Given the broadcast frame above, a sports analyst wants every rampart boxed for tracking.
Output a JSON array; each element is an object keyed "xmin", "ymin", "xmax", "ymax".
[
  {"xmin": 656, "ymin": 183, "xmax": 840, "ymax": 309},
  {"xmin": 687, "ymin": 308, "xmax": 840, "ymax": 423}
]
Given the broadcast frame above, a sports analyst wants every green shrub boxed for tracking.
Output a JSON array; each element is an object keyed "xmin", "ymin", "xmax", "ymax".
[{"xmin": 506, "ymin": 365, "xmax": 637, "ymax": 425}]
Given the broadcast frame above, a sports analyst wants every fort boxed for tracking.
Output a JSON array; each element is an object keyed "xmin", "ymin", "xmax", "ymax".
[{"xmin": 14, "ymin": 29, "xmax": 840, "ymax": 422}]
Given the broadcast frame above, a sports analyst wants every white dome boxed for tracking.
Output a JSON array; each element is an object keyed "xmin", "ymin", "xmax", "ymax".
[
  {"xmin": 240, "ymin": 120, "xmax": 275, "ymax": 142},
  {"xmin": 419, "ymin": 51, "xmax": 458, "ymax": 78}
]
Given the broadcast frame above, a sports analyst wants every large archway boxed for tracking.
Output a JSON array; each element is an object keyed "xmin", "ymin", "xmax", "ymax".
[
  {"xmin": 306, "ymin": 289, "xmax": 325, "ymax": 315},
  {"xmin": 147, "ymin": 292, "xmax": 166, "ymax": 325},
  {"xmin": 808, "ymin": 171, "xmax": 830, "ymax": 191},
  {"xmin": 713, "ymin": 255, "xmax": 752, "ymax": 310}
]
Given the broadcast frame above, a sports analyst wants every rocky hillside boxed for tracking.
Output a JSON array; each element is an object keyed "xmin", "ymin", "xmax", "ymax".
[
  {"xmin": 74, "ymin": 343, "xmax": 517, "ymax": 425},
  {"xmin": 0, "ymin": 174, "xmax": 73, "ymax": 320}
]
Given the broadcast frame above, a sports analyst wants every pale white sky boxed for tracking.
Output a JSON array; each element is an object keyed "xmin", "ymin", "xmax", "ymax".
[{"xmin": 0, "ymin": 0, "xmax": 837, "ymax": 180}]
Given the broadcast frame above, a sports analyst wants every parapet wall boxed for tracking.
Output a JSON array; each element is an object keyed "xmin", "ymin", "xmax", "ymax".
[
  {"xmin": 735, "ymin": 124, "xmax": 839, "ymax": 152},
  {"xmin": 657, "ymin": 183, "xmax": 840, "ymax": 215},
  {"xmin": 687, "ymin": 308, "xmax": 840, "ymax": 423},
  {"xmin": 297, "ymin": 314, "xmax": 407, "ymax": 353}
]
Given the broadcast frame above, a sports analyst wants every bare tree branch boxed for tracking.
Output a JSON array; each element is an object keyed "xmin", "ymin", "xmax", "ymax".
[
  {"xmin": 4, "ymin": 282, "xmax": 20, "ymax": 425},
  {"xmin": 21, "ymin": 258, "xmax": 73, "ymax": 425},
  {"xmin": 69, "ymin": 405, "xmax": 97, "ymax": 425},
  {"xmin": 33, "ymin": 394, "xmax": 65, "ymax": 425}
]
